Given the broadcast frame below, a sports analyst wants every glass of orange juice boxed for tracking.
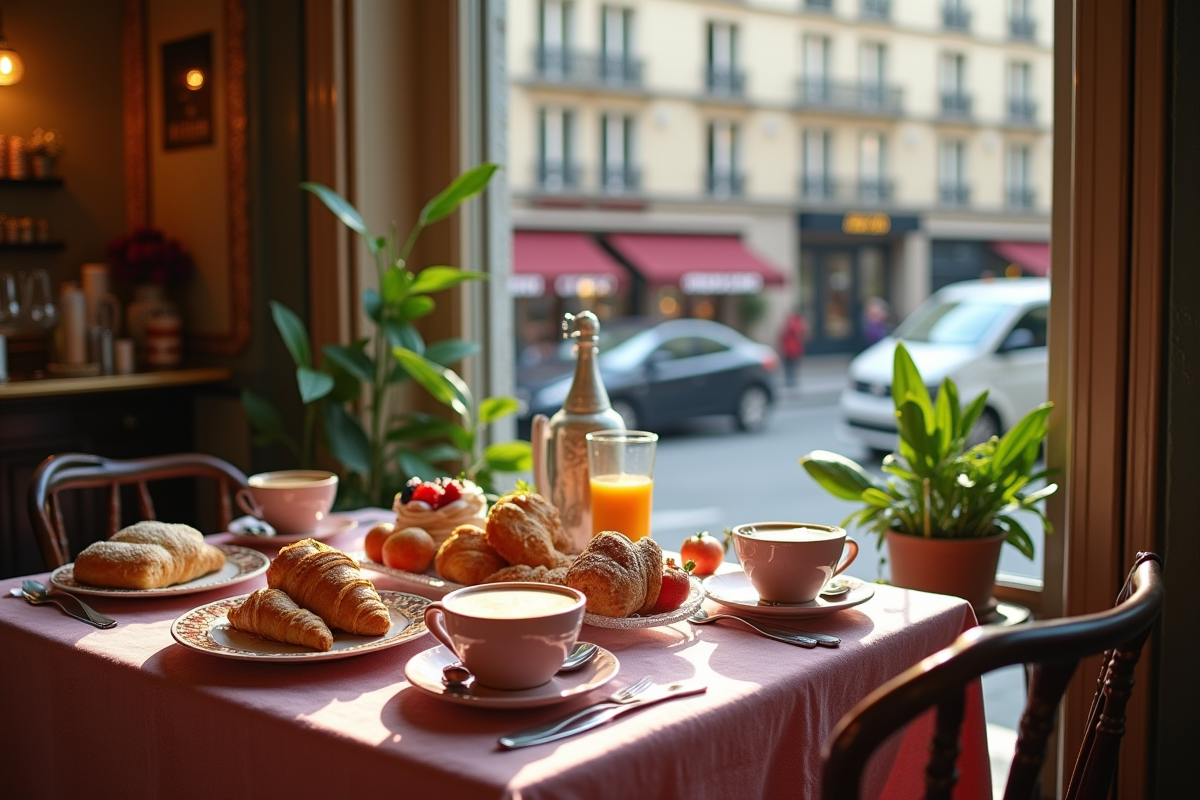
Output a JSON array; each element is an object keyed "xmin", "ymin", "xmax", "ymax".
[{"xmin": 586, "ymin": 430, "xmax": 658, "ymax": 541}]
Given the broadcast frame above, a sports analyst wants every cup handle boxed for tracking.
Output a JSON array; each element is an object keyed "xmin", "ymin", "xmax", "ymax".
[
  {"xmin": 423, "ymin": 602, "xmax": 461, "ymax": 659},
  {"xmin": 833, "ymin": 537, "xmax": 859, "ymax": 577},
  {"xmin": 235, "ymin": 488, "xmax": 264, "ymax": 519}
]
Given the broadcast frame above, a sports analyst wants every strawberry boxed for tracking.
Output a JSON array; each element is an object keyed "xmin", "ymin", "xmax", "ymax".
[
  {"xmin": 438, "ymin": 479, "xmax": 463, "ymax": 508},
  {"xmin": 411, "ymin": 482, "xmax": 443, "ymax": 506},
  {"xmin": 648, "ymin": 558, "xmax": 694, "ymax": 615}
]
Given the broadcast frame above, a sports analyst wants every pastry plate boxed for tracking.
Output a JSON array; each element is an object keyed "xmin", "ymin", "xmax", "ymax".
[
  {"xmin": 171, "ymin": 590, "xmax": 430, "ymax": 662},
  {"xmin": 225, "ymin": 514, "xmax": 359, "ymax": 546},
  {"xmin": 584, "ymin": 576, "xmax": 704, "ymax": 629},
  {"xmin": 703, "ymin": 572, "xmax": 875, "ymax": 619},
  {"xmin": 49, "ymin": 545, "xmax": 270, "ymax": 598},
  {"xmin": 354, "ymin": 552, "xmax": 464, "ymax": 598},
  {"xmin": 405, "ymin": 643, "xmax": 619, "ymax": 709}
]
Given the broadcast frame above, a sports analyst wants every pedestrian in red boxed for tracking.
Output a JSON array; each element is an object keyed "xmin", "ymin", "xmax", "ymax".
[{"xmin": 780, "ymin": 311, "xmax": 805, "ymax": 388}]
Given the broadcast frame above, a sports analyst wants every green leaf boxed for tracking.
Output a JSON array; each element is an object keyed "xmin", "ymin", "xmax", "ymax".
[
  {"xmin": 419, "ymin": 163, "xmax": 500, "ymax": 226},
  {"xmin": 399, "ymin": 295, "xmax": 436, "ymax": 321},
  {"xmin": 383, "ymin": 320, "xmax": 424, "ymax": 352},
  {"xmin": 419, "ymin": 443, "xmax": 467, "ymax": 464},
  {"xmin": 363, "ymin": 288, "xmax": 383, "ymax": 322},
  {"xmin": 409, "ymin": 267, "xmax": 489, "ymax": 295},
  {"xmin": 301, "ymin": 182, "xmax": 376, "ymax": 248},
  {"xmin": 862, "ymin": 488, "xmax": 896, "ymax": 507},
  {"xmin": 322, "ymin": 403, "xmax": 371, "ymax": 475},
  {"xmin": 323, "ymin": 357, "xmax": 362, "ymax": 404},
  {"xmin": 1019, "ymin": 482, "xmax": 1058, "ymax": 505},
  {"xmin": 381, "ymin": 267, "xmax": 411, "ymax": 306},
  {"xmin": 425, "ymin": 338, "xmax": 480, "ymax": 366},
  {"xmin": 479, "ymin": 396, "xmax": 519, "ymax": 424},
  {"xmin": 994, "ymin": 403, "xmax": 1053, "ymax": 472},
  {"xmin": 484, "ymin": 440, "xmax": 534, "ymax": 472},
  {"xmin": 799, "ymin": 450, "xmax": 883, "ymax": 501},
  {"xmin": 959, "ymin": 391, "xmax": 990, "ymax": 442},
  {"xmin": 891, "ymin": 342, "xmax": 933, "ymax": 421},
  {"xmin": 933, "ymin": 377, "xmax": 959, "ymax": 457},
  {"xmin": 999, "ymin": 515, "xmax": 1036, "ymax": 560},
  {"xmin": 397, "ymin": 450, "xmax": 440, "ymax": 483},
  {"xmin": 296, "ymin": 366, "xmax": 335, "ymax": 404},
  {"xmin": 269, "ymin": 301, "xmax": 311, "ymax": 368},
  {"xmin": 241, "ymin": 388, "xmax": 285, "ymax": 435},
  {"xmin": 392, "ymin": 348, "xmax": 469, "ymax": 416},
  {"xmin": 895, "ymin": 400, "xmax": 931, "ymax": 472},
  {"xmin": 322, "ymin": 343, "xmax": 374, "ymax": 383}
]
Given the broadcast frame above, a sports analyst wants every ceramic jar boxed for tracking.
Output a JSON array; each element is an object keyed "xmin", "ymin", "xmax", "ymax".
[{"xmin": 126, "ymin": 284, "xmax": 171, "ymax": 348}]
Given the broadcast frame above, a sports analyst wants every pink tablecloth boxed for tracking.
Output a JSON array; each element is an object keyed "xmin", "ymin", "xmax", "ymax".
[{"xmin": 0, "ymin": 509, "xmax": 989, "ymax": 800}]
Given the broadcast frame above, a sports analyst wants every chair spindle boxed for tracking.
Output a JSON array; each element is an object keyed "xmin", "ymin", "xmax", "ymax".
[
  {"xmin": 1003, "ymin": 659, "xmax": 1077, "ymax": 800},
  {"xmin": 924, "ymin": 688, "xmax": 965, "ymax": 800}
]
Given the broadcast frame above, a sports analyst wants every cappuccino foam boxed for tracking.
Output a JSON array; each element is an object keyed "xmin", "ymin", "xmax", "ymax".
[
  {"xmin": 448, "ymin": 589, "xmax": 577, "ymax": 619},
  {"xmin": 743, "ymin": 526, "xmax": 841, "ymax": 542}
]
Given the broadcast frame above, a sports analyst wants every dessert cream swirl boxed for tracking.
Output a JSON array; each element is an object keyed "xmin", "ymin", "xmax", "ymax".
[{"xmin": 392, "ymin": 480, "xmax": 487, "ymax": 547}]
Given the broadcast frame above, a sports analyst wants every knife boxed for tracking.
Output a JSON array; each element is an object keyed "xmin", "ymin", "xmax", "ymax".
[{"xmin": 498, "ymin": 682, "xmax": 707, "ymax": 749}]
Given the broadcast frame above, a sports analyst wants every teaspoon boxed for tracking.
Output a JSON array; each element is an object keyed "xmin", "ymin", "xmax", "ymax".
[{"xmin": 442, "ymin": 641, "xmax": 599, "ymax": 687}]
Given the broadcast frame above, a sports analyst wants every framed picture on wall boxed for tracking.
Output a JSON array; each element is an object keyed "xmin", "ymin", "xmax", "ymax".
[{"xmin": 161, "ymin": 33, "xmax": 214, "ymax": 150}]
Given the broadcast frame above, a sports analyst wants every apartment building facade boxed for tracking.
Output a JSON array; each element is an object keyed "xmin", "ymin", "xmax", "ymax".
[{"xmin": 508, "ymin": 0, "xmax": 1053, "ymax": 354}]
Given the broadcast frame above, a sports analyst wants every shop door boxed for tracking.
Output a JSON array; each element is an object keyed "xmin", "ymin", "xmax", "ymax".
[{"xmin": 799, "ymin": 246, "xmax": 888, "ymax": 355}]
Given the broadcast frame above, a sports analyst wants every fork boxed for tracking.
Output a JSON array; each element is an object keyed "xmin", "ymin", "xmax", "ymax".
[
  {"xmin": 16, "ymin": 581, "xmax": 116, "ymax": 629},
  {"xmin": 503, "ymin": 676, "xmax": 654, "ymax": 742},
  {"xmin": 689, "ymin": 609, "xmax": 838, "ymax": 648}
]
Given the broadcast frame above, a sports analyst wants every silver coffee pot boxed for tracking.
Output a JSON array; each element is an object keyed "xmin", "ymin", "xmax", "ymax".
[{"xmin": 530, "ymin": 311, "xmax": 625, "ymax": 553}]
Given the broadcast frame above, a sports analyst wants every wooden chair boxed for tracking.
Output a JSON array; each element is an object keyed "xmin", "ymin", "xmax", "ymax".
[
  {"xmin": 28, "ymin": 452, "xmax": 249, "ymax": 568},
  {"xmin": 822, "ymin": 552, "xmax": 1165, "ymax": 800}
]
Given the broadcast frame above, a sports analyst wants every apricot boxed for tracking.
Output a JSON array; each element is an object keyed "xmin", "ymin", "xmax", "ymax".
[
  {"xmin": 382, "ymin": 526, "xmax": 436, "ymax": 573},
  {"xmin": 364, "ymin": 522, "xmax": 396, "ymax": 563}
]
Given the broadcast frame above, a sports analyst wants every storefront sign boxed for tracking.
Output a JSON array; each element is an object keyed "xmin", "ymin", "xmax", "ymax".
[
  {"xmin": 510, "ymin": 274, "xmax": 545, "ymax": 298},
  {"xmin": 842, "ymin": 213, "xmax": 892, "ymax": 235},
  {"xmin": 680, "ymin": 271, "xmax": 764, "ymax": 295},
  {"xmin": 554, "ymin": 274, "xmax": 617, "ymax": 298}
]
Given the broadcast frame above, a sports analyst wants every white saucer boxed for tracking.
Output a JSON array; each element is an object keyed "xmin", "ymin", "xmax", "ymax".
[
  {"xmin": 226, "ymin": 514, "xmax": 359, "ymax": 545},
  {"xmin": 703, "ymin": 571, "xmax": 875, "ymax": 619},
  {"xmin": 404, "ymin": 644, "xmax": 619, "ymax": 709}
]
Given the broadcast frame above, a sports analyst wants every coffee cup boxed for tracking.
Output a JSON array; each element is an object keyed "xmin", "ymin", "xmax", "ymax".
[
  {"xmin": 423, "ymin": 582, "xmax": 586, "ymax": 690},
  {"xmin": 235, "ymin": 470, "xmax": 338, "ymax": 536},
  {"xmin": 730, "ymin": 522, "xmax": 859, "ymax": 604}
]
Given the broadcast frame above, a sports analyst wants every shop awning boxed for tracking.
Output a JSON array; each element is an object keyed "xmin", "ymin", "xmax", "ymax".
[
  {"xmin": 991, "ymin": 241, "xmax": 1051, "ymax": 277},
  {"xmin": 512, "ymin": 231, "xmax": 629, "ymax": 298},
  {"xmin": 605, "ymin": 234, "xmax": 786, "ymax": 295}
]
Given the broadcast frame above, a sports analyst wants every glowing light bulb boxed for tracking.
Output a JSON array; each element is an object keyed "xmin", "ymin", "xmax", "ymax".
[
  {"xmin": 185, "ymin": 69, "xmax": 204, "ymax": 90},
  {"xmin": 0, "ymin": 49, "xmax": 22, "ymax": 85}
]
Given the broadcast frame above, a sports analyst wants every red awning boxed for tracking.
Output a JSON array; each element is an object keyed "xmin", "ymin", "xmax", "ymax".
[
  {"xmin": 512, "ymin": 231, "xmax": 629, "ymax": 298},
  {"xmin": 605, "ymin": 234, "xmax": 786, "ymax": 295},
  {"xmin": 991, "ymin": 241, "xmax": 1051, "ymax": 277}
]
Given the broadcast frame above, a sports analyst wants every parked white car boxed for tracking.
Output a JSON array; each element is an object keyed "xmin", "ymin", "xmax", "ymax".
[{"xmin": 839, "ymin": 278, "xmax": 1050, "ymax": 454}]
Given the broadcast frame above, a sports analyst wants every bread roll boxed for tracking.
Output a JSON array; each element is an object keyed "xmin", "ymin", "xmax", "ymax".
[{"xmin": 73, "ymin": 521, "xmax": 226, "ymax": 590}]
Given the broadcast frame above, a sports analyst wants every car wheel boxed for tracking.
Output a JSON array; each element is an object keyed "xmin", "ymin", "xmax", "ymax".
[
  {"xmin": 611, "ymin": 399, "xmax": 639, "ymax": 431},
  {"xmin": 967, "ymin": 408, "xmax": 1002, "ymax": 447},
  {"xmin": 735, "ymin": 385, "xmax": 771, "ymax": 432}
]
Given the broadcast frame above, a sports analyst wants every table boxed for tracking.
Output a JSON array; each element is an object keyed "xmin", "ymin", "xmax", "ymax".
[{"xmin": 0, "ymin": 509, "xmax": 990, "ymax": 800}]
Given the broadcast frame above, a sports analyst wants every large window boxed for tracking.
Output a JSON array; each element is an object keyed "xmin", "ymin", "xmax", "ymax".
[
  {"xmin": 1008, "ymin": 61, "xmax": 1035, "ymax": 123},
  {"xmin": 706, "ymin": 22, "xmax": 742, "ymax": 95},
  {"xmin": 706, "ymin": 120, "xmax": 742, "ymax": 196},
  {"xmin": 1007, "ymin": 143, "xmax": 1033, "ymax": 209},
  {"xmin": 536, "ymin": 0, "xmax": 575, "ymax": 76},
  {"xmin": 601, "ymin": 113, "xmax": 638, "ymax": 193},
  {"xmin": 600, "ymin": 5, "xmax": 636, "ymax": 83},
  {"xmin": 940, "ymin": 52, "xmax": 971, "ymax": 117},
  {"xmin": 939, "ymin": 139, "xmax": 969, "ymax": 205},
  {"xmin": 859, "ymin": 132, "xmax": 889, "ymax": 201},
  {"xmin": 802, "ymin": 129, "xmax": 835, "ymax": 199},
  {"xmin": 803, "ymin": 34, "xmax": 831, "ymax": 102},
  {"xmin": 538, "ymin": 107, "xmax": 577, "ymax": 190}
]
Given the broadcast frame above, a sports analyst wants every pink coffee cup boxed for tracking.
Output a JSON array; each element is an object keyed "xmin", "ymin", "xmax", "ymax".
[
  {"xmin": 731, "ymin": 522, "xmax": 859, "ymax": 604},
  {"xmin": 235, "ymin": 470, "xmax": 338, "ymax": 536},
  {"xmin": 423, "ymin": 582, "xmax": 586, "ymax": 690}
]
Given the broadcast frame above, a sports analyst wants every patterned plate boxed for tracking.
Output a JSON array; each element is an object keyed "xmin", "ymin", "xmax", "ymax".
[
  {"xmin": 583, "ymin": 576, "xmax": 705, "ymax": 629},
  {"xmin": 170, "ymin": 590, "xmax": 431, "ymax": 662},
  {"xmin": 49, "ymin": 545, "xmax": 270, "ymax": 598},
  {"xmin": 353, "ymin": 551, "xmax": 464, "ymax": 598}
]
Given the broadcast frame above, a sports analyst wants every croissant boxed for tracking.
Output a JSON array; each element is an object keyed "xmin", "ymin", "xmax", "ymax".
[
  {"xmin": 228, "ymin": 588, "xmax": 334, "ymax": 651},
  {"xmin": 565, "ymin": 531, "xmax": 663, "ymax": 617},
  {"xmin": 485, "ymin": 492, "xmax": 571, "ymax": 568},
  {"xmin": 73, "ymin": 521, "xmax": 225, "ymax": 590},
  {"xmin": 267, "ymin": 539, "xmax": 391, "ymax": 635},
  {"xmin": 435, "ymin": 525, "xmax": 507, "ymax": 585}
]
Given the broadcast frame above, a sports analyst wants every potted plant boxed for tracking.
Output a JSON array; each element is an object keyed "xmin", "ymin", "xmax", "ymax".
[{"xmin": 799, "ymin": 342, "xmax": 1056, "ymax": 617}]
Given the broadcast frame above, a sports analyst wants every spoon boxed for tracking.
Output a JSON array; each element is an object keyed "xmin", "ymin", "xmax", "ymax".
[
  {"xmin": 820, "ymin": 578, "xmax": 853, "ymax": 598},
  {"xmin": 442, "ymin": 642, "xmax": 599, "ymax": 687}
]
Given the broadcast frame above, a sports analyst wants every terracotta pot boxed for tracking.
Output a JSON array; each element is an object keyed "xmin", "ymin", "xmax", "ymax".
[{"xmin": 885, "ymin": 530, "xmax": 1006, "ymax": 615}]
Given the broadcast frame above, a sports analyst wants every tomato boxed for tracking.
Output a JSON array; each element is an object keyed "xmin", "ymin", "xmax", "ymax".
[
  {"xmin": 680, "ymin": 532, "xmax": 725, "ymax": 576},
  {"xmin": 364, "ymin": 522, "xmax": 395, "ymax": 563}
]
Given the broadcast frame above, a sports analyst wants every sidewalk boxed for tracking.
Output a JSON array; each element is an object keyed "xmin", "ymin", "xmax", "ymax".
[{"xmin": 777, "ymin": 353, "xmax": 852, "ymax": 406}]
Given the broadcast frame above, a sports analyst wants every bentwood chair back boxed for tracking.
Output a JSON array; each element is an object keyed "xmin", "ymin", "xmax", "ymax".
[
  {"xmin": 28, "ymin": 452, "xmax": 249, "ymax": 569},
  {"xmin": 822, "ymin": 552, "xmax": 1165, "ymax": 800}
]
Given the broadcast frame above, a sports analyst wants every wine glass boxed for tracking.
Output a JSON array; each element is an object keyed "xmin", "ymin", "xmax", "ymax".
[
  {"xmin": 0, "ymin": 272, "xmax": 21, "ymax": 334},
  {"xmin": 21, "ymin": 270, "xmax": 57, "ymax": 330}
]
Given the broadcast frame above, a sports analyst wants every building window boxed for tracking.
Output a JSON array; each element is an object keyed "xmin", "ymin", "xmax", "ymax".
[
  {"xmin": 600, "ymin": 6, "xmax": 638, "ymax": 84},
  {"xmin": 601, "ymin": 113, "xmax": 638, "ymax": 193},
  {"xmin": 538, "ymin": 107, "xmax": 578, "ymax": 191},
  {"xmin": 1009, "ymin": 0, "xmax": 1036, "ymax": 40},
  {"xmin": 804, "ymin": 0, "xmax": 835, "ymax": 12},
  {"xmin": 1008, "ymin": 61, "xmax": 1036, "ymax": 124},
  {"xmin": 859, "ymin": 42, "xmax": 887, "ymax": 107},
  {"xmin": 861, "ymin": 0, "xmax": 891, "ymax": 21},
  {"xmin": 942, "ymin": 0, "xmax": 971, "ymax": 31},
  {"xmin": 802, "ymin": 129, "xmax": 836, "ymax": 200},
  {"xmin": 939, "ymin": 139, "xmax": 969, "ymax": 205},
  {"xmin": 859, "ymin": 132, "xmax": 891, "ymax": 201},
  {"xmin": 1007, "ymin": 144, "xmax": 1034, "ymax": 208},
  {"xmin": 802, "ymin": 35, "xmax": 831, "ymax": 103},
  {"xmin": 706, "ymin": 121, "xmax": 743, "ymax": 196},
  {"xmin": 536, "ymin": 0, "xmax": 575, "ymax": 77},
  {"xmin": 706, "ymin": 22, "xmax": 744, "ymax": 96},
  {"xmin": 940, "ymin": 53, "xmax": 972, "ymax": 117}
]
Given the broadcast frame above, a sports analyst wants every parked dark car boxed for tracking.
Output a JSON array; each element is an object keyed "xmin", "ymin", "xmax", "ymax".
[{"xmin": 517, "ymin": 318, "xmax": 781, "ymax": 436}]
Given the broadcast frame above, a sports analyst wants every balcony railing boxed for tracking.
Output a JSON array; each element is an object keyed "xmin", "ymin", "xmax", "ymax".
[
  {"xmin": 861, "ymin": 0, "xmax": 891, "ymax": 21},
  {"xmin": 601, "ymin": 164, "xmax": 642, "ymax": 193},
  {"xmin": 1010, "ymin": 16, "xmax": 1037, "ymax": 41},
  {"xmin": 803, "ymin": 0, "xmax": 834, "ymax": 12},
  {"xmin": 940, "ymin": 92, "xmax": 974, "ymax": 118},
  {"xmin": 942, "ymin": 5, "xmax": 971, "ymax": 31},
  {"xmin": 1008, "ymin": 98, "xmax": 1037, "ymax": 124},
  {"xmin": 537, "ymin": 162, "xmax": 582, "ymax": 191},
  {"xmin": 1007, "ymin": 188, "xmax": 1036, "ymax": 209},
  {"xmin": 801, "ymin": 176, "xmax": 841, "ymax": 200},
  {"xmin": 706, "ymin": 169, "xmax": 746, "ymax": 197},
  {"xmin": 797, "ymin": 79, "xmax": 904, "ymax": 115},
  {"xmin": 533, "ymin": 47, "xmax": 644, "ymax": 88},
  {"xmin": 940, "ymin": 183, "xmax": 971, "ymax": 206},
  {"xmin": 858, "ymin": 179, "xmax": 895, "ymax": 202},
  {"xmin": 705, "ymin": 66, "xmax": 746, "ymax": 97}
]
